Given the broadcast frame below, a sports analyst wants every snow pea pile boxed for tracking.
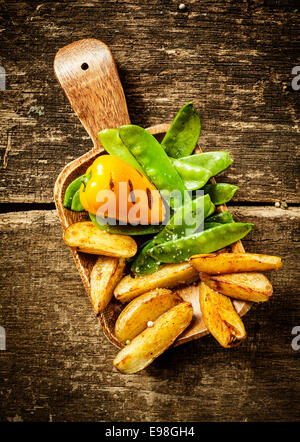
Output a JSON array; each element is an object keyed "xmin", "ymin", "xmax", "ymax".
[{"xmin": 64, "ymin": 102, "xmax": 253, "ymax": 275}]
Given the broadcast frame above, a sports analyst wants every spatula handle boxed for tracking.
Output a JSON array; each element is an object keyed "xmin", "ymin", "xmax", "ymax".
[{"xmin": 54, "ymin": 38, "xmax": 130, "ymax": 150}]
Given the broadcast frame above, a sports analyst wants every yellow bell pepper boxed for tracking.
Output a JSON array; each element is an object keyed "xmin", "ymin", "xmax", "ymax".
[{"xmin": 79, "ymin": 155, "xmax": 165, "ymax": 225}]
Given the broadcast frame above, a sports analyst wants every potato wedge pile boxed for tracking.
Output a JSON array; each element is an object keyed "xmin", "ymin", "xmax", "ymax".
[
  {"xmin": 114, "ymin": 300, "xmax": 193, "ymax": 374},
  {"xmin": 114, "ymin": 289, "xmax": 182, "ymax": 343},
  {"xmin": 189, "ymin": 252, "xmax": 282, "ymax": 348},
  {"xmin": 62, "ymin": 218, "xmax": 282, "ymax": 373},
  {"xmin": 111, "ymin": 251, "xmax": 282, "ymax": 365}
]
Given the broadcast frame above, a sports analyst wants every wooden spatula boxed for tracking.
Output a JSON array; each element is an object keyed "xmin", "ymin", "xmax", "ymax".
[{"xmin": 53, "ymin": 38, "xmax": 251, "ymax": 349}]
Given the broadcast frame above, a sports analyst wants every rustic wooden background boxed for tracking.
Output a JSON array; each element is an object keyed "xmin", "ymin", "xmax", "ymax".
[{"xmin": 0, "ymin": 0, "xmax": 299, "ymax": 422}]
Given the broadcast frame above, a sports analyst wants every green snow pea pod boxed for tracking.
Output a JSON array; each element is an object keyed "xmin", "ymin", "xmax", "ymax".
[
  {"xmin": 131, "ymin": 239, "xmax": 162, "ymax": 275},
  {"xmin": 206, "ymin": 200, "xmax": 216, "ymax": 218},
  {"xmin": 149, "ymin": 223, "xmax": 254, "ymax": 263},
  {"xmin": 204, "ymin": 222, "xmax": 223, "ymax": 230},
  {"xmin": 175, "ymin": 152, "xmax": 233, "ymax": 176},
  {"xmin": 98, "ymin": 129, "xmax": 144, "ymax": 173},
  {"xmin": 89, "ymin": 213, "xmax": 163, "ymax": 236},
  {"xmin": 170, "ymin": 152, "xmax": 233, "ymax": 191},
  {"xmin": 119, "ymin": 125, "xmax": 189, "ymax": 208},
  {"xmin": 206, "ymin": 211, "xmax": 234, "ymax": 224},
  {"xmin": 131, "ymin": 195, "xmax": 214, "ymax": 276},
  {"xmin": 153, "ymin": 194, "xmax": 214, "ymax": 244},
  {"xmin": 63, "ymin": 175, "xmax": 83, "ymax": 209},
  {"xmin": 161, "ymin": 102, "xmax": 201, "ymax": 158},
  {"xmin": 170, "ymin": 151, "xmax": 233, "ymax": 190},
  {"xmin": 71, "ymin": 189, "xmax": 85, "ymax": 212},
  {"xmin": 171, "ymin": 161, "xmax": 212, "ymax": 190},
  {"xmin": 204, "ymin": 183, "xmax": 238, "ymax": 205}
]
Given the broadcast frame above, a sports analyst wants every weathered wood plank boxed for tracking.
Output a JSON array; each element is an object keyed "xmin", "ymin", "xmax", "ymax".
[
  {"xmin": 0, "ymin": 206, "xmax": 299, "ymax": 421},
  {"xmin": 0, "ymin": 1, "xmax": 299, "ymax": 203}
]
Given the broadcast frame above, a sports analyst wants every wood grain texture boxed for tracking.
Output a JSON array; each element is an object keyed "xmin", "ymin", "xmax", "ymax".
[
  {"xmin": 0, "ymin": 207, "xmax": 299, "ymax": 422},
  {"xmin": 0, "ymin": 0, "xmax": 299, "ymax": 423},
  {"xmin": 0, "ymin": 1, "xmax": 299, "ymax": 203}
]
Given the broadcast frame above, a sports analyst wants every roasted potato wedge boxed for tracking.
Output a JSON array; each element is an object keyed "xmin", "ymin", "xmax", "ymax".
[
  {"xmin": 114, "ymin": 262, "xmax": 199, "ymax": 304},
  {"xmin": 64, "ymin": 221, "xmax": 137, "ymax": 257},
  {"xmin": 201, "ymin": 272, "xmax": 273, "ymax": 302},
  {"xmin": 190, "ymin": 252, "xmax": 282, "ymax": 274},
  {"xmin": 115, "ymin": 289, "xmax": 182, "ymax": 343},
  {"xmin": 199, "ymin": 282, "xmax": 246, "ymax": 348},
  {"xmin": 113, "ymin": 302, "xmax": 193, "ymax": 374},
  {"xmin": 90, "ymin": 256, "xmax": 126, "ymax": 314}
]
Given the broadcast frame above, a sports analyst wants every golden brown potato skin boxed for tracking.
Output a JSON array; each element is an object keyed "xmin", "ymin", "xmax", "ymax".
[
  {"xmin": 64, "ymin": 221, "xmax": 137, "ymax": 257},
  {"xmin": 114, "ymin": 262, "xmax": 199, "ymax": 304},
  {"xmin": 190, "ymin": 252, "xmax": 282, "ymax": 274},
  {"xmin": 199, "ymin": 282, "xmax": 246, "ymax": 348},
  {"xmin": 201, "ymin": 272, "xmax": 273, "ymax": 302},
  {"xmin": 90, "ymin": 256, "xmax": 126, "ymax": 314},
  {"xmin": 113, "ymin": 302, "xmax": 193, "ymax": 374},
  {"xmin": 115, "ymin": 289, "xmax": 182, "ymax": 343}
]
